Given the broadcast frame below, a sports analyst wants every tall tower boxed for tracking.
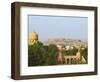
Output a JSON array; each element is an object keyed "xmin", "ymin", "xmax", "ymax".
[
  {"xmin": 76, "ymin": 48, "xmax": 81, "ymax": 63},
  {"xmin": 29, "ymin": 32, "xmax": 38, "ymax": 45}
]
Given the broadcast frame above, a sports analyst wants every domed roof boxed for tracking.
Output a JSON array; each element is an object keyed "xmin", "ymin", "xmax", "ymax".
[{"xmin": 29, "ymin": 32, "xmax": 38, "ymax": 41}]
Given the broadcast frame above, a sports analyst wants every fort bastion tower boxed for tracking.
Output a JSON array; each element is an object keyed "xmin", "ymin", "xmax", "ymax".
[{"xmin": 29, "ymin": 32, "xmax": 38, "ymax": 45}]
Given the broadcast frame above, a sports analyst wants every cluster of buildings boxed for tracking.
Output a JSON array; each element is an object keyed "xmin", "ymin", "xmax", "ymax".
[
  {"xmin": 56, "ymin": 44, "xmax": 87, "ymax": 64},
  {"xmin": 29, "ymin": 32, "xmax": 87, "ymax": 64}
]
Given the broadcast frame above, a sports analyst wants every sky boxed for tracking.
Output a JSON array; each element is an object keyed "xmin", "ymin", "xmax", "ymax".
[{"xmin": 28, "ymin": 15, "xmax": 88, "ymax": 42}]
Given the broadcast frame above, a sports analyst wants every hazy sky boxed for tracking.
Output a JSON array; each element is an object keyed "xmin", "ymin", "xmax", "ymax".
[{"xmin": 28, "ymin": 15, "xmax": 88, "ymax": 41}]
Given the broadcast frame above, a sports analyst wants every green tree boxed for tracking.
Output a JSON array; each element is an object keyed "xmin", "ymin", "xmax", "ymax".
[
  {"xmin": 71, "ymin": 47, "xmax": 78, "ymax": 55},
  {"xmin": 28, "ymin": 41, "xmax": 46, "ymax": 66},
  {"xmin": 47, "ymin": 44, "xmax": 58, "ymax": 65},
  {"xmin": 28, "ymin": 42, "xmax": 59, "ymax": 66}
]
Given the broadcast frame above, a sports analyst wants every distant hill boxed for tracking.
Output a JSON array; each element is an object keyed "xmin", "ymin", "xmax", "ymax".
[{"xmin": 42, "ymin": 38, "xmax": 87, "ymax": 47}]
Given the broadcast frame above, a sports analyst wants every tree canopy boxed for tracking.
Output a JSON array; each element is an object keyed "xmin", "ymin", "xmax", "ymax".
[{"xmin": 28, "ymin": 41, "xmax": 58, "ymax": 66}]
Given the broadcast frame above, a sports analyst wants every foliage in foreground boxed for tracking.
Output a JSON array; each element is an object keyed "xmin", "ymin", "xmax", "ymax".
[
  {"xmin": 28, "ymin": 41, "xmax": 88, "ymax": 66},
  {"xmin": 28, "ymin": 41, "xmax": 58, "ymax": 66}
]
